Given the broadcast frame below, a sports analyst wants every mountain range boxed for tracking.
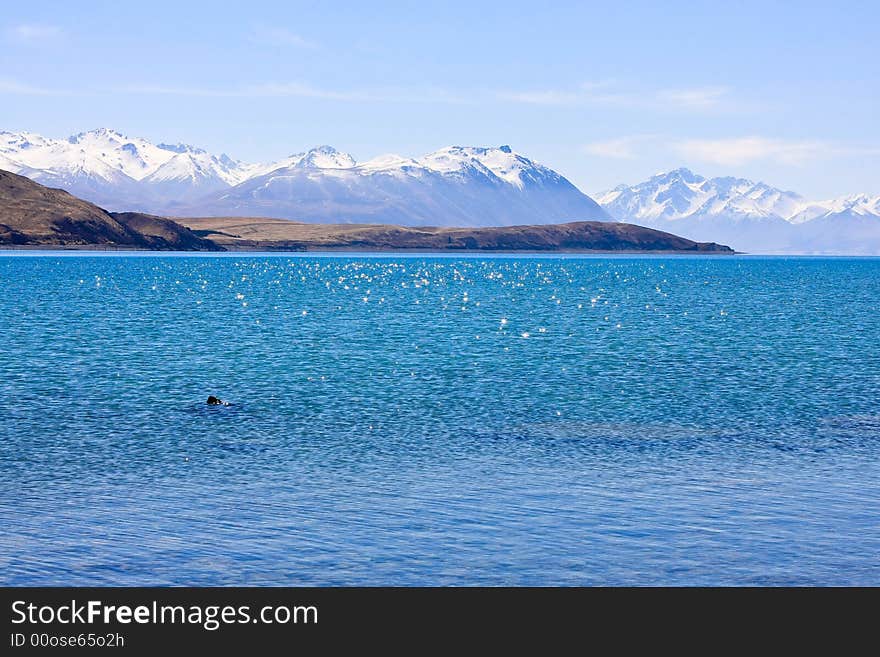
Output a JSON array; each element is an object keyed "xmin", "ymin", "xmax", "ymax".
[
  {"xmin": 1, "ymin": 128, "xmax": 878, "ymax": 253},
  {"xmin": 0, "ymin": 129, "xmax": 607, "ymax": 227},
  {"xmin": 597, "ymin": 168, "xmax": 880, "ymax": 254}
]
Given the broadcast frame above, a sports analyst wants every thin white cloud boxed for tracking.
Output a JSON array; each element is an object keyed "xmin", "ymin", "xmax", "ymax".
[
  {"xmin": 657, "ymin": 86, "xmax": 729, "ymax": 109},
  {"xmin": 6, "ymin": 23, "xmax": 62, "ymax": 43},
  {"xmin": 498, "ymin": 81, "xmax": 631, "ymax": 107},
  {"xmin": 500, "ymin": 89, "xmax": 582, "ymax": 105},
  {"xmin": 244, "ymin": 82, "xmax": 371, "ymax": 101},
  {"xmin": 673, "ymin": 136, "xmax": 825, "ymax": 166},
  {"xmin": 584, "ymin": 134, "xmax": 880, "ymax": 167},
  {"xmin": 823, "ymin": 143, "xmax": 880, "ymax": 158},
  {"xmin": 250, "ymin": 25, "xmax": 316, "ymax": 49},
  {"xmin": 116, "ymin": 82, "xmax": 351, "ymax": 99},
  {"xmin": 584, "ymin": 135, "xmax": 657, "ymax": 160},
  {"xmin": 499, "ymin": 83, "xmax": 732, "ymax": 111},
  {"xmin": 0, "ymin": 78, "xmax": 60, "ymax": 95},
  {"xmin": 115, "ymin": 82, "xmax": 471, "ymax": 104},
  {"xmin": 122, "ymin": 78, "xmax": 737, "ymax": 113},
  {"xmin": 115, "ymin": 84, "xmax": 229, "ymax": 97}
]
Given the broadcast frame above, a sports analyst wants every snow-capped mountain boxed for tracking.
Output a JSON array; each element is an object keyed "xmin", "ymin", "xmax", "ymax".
[
  {"xmin": 4, "ymin": 129, "xmax": 878, "ymax": 251},
  {"xmin": 291, "ymin": 145, "xmax": 357, "ymax": 170},
  {"xmin": 138, "ymin": 146, "xmax": 255, "ymax": 202},
  {"xmin": 191, "ymin": 144, "xmax": 608, "ymax": 226},
  {"xmin": 598, "ymin": 168, "xmax": 880, "ymax": 253},
  {"xmin": 788, "ymin": 193, "xmax": 880, "ymax": 224},
  {"xmin": 598, "ymin": 168, "xmax": 804, "ymax": 222},
  {"xmin": 0, "ymin": 129, "xmax": 608, "ymax": 226},
  {"xmin": 0, "ymin": 128, "xmax": 254, "ymax": 208}
]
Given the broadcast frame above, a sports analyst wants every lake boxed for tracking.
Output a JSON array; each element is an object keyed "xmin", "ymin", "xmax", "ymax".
[{"xmin": 1, "ymin": 253, "xmax": 878, "ymax": 585}]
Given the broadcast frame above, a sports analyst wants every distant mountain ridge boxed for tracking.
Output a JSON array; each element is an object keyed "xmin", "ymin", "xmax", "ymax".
[
  {"xmin": 0, "ymin": 128, "xmax": 253, "ymax": 209},
  {"xmin": 598, "ymin": 168, "xmax": 880, "ymax": 253},
  {"xmin": 203, "ymin": 144, "xmax": 607, "ymax": 227},
  {"xmin": 3, "ymin": 129, "xmax": 878, "ymax": 252},
  {"xmin": 0, "ymin": 129, "xmax": 609, "ymax": 227}
]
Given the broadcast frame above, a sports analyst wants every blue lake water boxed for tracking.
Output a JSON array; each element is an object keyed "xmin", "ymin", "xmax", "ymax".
[{"xmin": 1, "ymin": 253, "xmax": 879, "ymax": 585}]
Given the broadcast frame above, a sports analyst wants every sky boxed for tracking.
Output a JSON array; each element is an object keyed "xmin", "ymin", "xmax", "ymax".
[{"xmin": 1, "ymin": 0, "xmax": 877, "ymax": 198}]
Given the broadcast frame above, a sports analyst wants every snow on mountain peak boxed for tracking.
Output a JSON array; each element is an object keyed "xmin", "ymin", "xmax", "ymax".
[
  {"xmin": 0, "ymin": 130, "xmax": 54, "ymax": 153},
  {"xmin": 357, "ymin": 153, "xmax": 422, "ymax": 173},
  {"xmin": 293, "ymin": 145, "xmax": 356, "ymax": 169},
  {"xmin": 157, "ymin": 142, "xmax": 207, "ymax": 155},
  {"xmin": 417, "ymin": 145, "xmax": 556, "ymax": 188},
  {"xmin": 418, "ymin": 146, "xmax": 495, "ymax": 177},
  {"xmin": 650, "ymin": 167, "xmax": 704, "ymax": 184},
  {"xmin": 0, "ymin": 128, "xmax": 260, "ymax": 187},
  {"xmin": 67, "ymin": 127, "xmax": 128, "ymax": 144},
  {"xmin": 789, "ymin": 193, "xmax": 880, "ymax": 223},
  {"xmin": 24, "ymin": 128, "xmax": 179, "ymax": 181},
  {"xmin": 1, "ymin": 130, "xmax": 573, "ymax": 198},
  {"xmin": 598, "ymin": 168, "xmax": 880, "ymax": 253},
  {"xmin": 4, "ymin": 127, "xmax": 876, "ymax": 252},
  {"xmin": 199, "ymin": 143, "xmax": 606, "ymax": 227},
  {"xmin": 599, "ymin": 168, "xmax": 807, "ymax": 223},
  {"xmin": 144, "ymin": 150, "xmax": 246, "ymax": 186}
]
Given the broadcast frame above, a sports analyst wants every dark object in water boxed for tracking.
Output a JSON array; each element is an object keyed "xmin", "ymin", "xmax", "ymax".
[{"xmin": 206, "ymin": 395, "xmax": 226, "ymax": 406}]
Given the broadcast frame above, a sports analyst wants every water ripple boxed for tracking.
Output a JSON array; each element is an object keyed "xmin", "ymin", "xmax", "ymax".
[{"xmin": 1, "ymin": 254, "xmax": 879, "ymax": 585}]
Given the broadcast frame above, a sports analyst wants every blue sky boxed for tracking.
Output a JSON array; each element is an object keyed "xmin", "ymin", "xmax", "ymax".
[{"xmin": 1, "ymin": 0, "xmax": 877, "ymax": 197}]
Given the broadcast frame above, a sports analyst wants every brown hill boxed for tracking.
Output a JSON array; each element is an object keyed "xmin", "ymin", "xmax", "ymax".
[
  {"xmin": 181, "ymin": 216, "xmax": 734, "ymax": 253},
  {"xmin": 0, "ymin": 169, "xmax": 219, "ymax": 250}
]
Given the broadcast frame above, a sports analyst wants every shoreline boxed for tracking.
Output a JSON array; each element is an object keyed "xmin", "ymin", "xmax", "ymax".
[
  {"xmin": 0, "ymin": 244, "xmax": 742, "ymax": 255},
  {"xmin": 7, "ymin": 246, "xmax": 880, "ymax": 256}
]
